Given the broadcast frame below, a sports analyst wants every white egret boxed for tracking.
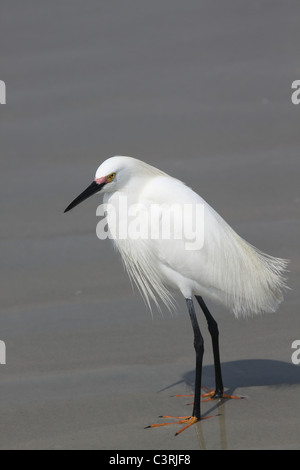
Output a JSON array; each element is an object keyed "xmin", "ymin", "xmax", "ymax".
[{"xmin": 64, "ymin": 156, "xmax": 288, "ymax": 434}]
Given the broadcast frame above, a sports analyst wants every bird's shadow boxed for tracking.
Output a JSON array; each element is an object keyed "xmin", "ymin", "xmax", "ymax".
[{"xmin": 160, "ymin": 359, "xmax": 300, "ymax": 394}]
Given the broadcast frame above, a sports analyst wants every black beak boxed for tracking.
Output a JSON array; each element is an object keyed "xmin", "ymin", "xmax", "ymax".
[{"xmin": 64, "ymin": 181, "xmax": 106, "ymax": 213}]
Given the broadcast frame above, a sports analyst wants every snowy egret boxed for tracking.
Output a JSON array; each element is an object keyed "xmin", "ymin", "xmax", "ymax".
[{"xmin": 64, "ymin": 156, "xmax": 288, "ymax": 434}]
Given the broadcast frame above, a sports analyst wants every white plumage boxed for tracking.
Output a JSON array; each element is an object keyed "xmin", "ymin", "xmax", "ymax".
[
  {"xmin": 95, "ymin": 156, "xmax": 288, "ymax": 318},
  {"xmin": 64, "ymin": 155, "xmax": 289, "ymax": 433}
]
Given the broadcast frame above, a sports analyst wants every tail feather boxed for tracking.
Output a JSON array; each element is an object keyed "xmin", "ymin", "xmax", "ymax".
[{"xmin": 221, "ymin": 225, "xmax": 289, "ymax": 318}]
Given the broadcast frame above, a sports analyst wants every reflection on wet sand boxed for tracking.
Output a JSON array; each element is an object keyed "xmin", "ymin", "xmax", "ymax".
[{"xmin": 196, "ymin": 399, "xmax": 228, "ymax": 450}]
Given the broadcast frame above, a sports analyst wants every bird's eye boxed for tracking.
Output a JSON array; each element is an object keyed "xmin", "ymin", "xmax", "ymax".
[{"xmin": 107, "ymin": 172, "xmax": 116, "ymax": 183}]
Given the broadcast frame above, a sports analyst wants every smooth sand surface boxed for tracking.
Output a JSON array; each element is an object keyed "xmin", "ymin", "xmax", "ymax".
[{"xmin": 0, "ymin": 1, "xmax": 299, "ymax": 449}]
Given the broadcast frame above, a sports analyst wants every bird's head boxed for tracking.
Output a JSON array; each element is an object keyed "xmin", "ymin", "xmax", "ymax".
[{"xmin": 64, "ymin": 155, "xmax": 153, "ymax": 213}]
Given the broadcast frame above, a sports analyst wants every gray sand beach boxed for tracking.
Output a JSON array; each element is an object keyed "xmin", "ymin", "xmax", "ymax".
[{"xmin": 0, "ymin": 1, "xmax": 299, "ymax": 449}]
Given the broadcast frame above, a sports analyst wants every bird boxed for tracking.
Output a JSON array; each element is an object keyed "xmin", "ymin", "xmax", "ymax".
[{"xmin": 64, "ymin": 155, "xmax": 289, "ymax": 435}]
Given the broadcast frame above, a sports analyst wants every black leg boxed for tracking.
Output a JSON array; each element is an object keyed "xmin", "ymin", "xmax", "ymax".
[
  {"xmin": 186, "ymin": 298, "xmax": 204, "ymax": 419},
  {"xmin": 146, "ymin": 296, "xmax": 240, "ymax": 434},
  {"xmin": 145, "ymin": 298, "xmax": 218, "ymax": 434},
  {"xmin": 195, "ymin": 295, "xmax": 224, "ymax": 397}
]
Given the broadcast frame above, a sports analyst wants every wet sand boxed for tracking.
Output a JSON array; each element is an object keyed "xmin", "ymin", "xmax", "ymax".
[{"xmin": 0, "ymin": 1, "xmax": 299, "ymax": 449}]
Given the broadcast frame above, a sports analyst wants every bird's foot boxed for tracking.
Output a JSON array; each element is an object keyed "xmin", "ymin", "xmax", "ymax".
[
  {"xmin": 201, "ymin": 386, "xmax": 244, "ymax": 401},
  {"xmin": 145, "ymin": 414, "xmax": 212, "ymax": 436},
  {"xmin": 174, "ymin": 386, "xmax": 244, "ymax": 403},
  {"xmin": 173, "ymin": 393, "xmax": 194, "ymax": 405},
  {"xmin": 174, "ymin": 394, "xmax": 194, "ymax": 398}
]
